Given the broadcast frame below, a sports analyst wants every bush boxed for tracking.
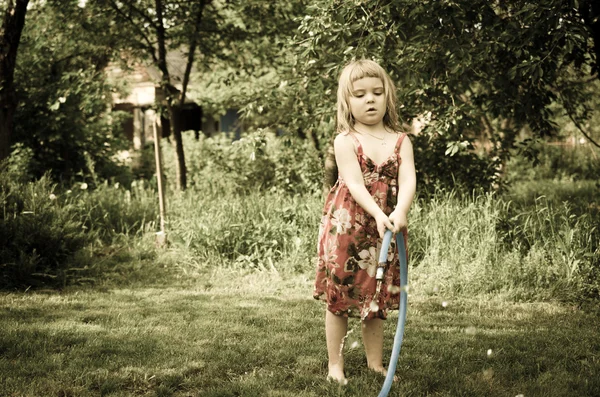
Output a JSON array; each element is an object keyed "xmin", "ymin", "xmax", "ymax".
[
  {"xmin": 13, "ymin": 5, "xmax": 131, "ymax": 184},
  {"xmin": 0, "ymin": 169, "xmax": 158, "ymax": 289},
  {"xmin": 506, "ymin": 141, "xmax": 600, "ymax": 182},
  {"xmin": 0, "ymin": 173, "xmax": 92, "ymax": 288},
  {"xmin": 161, "ymin": 129, "xmax": 323, "ymax": 196},
  {"xmin": 411, "ymin": 132, "xmax": 499, "ymax": 196}
]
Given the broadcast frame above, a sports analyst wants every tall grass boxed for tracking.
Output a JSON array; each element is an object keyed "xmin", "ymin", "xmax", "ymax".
[
  {"xmin": 410, "ymin": 191, "xmax": 599, "ymax": 301},
  {"xmin": 167, "ymin": 189, "xmax": 321, "ymax": 274},
  {"xmin": 3, "ymin": 131, "xmax": 598, "ymax": 303},
  {"xmin": 162, "ymin": 186, "xmax": 599, "ymax": 302},
  {"xmin": 156, "ymin": 131, "xmax": 600, "ymax": 301}
]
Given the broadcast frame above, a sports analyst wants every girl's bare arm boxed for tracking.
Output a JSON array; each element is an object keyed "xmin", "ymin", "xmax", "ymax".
[{"xmin": 390, "ymin": 135, "xmax": 416, "ymax": 232}]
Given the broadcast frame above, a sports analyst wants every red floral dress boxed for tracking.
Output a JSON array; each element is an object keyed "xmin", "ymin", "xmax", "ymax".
[{"xmin": 313, "ymin": 132, "xmax": 408, "ymax": 320}]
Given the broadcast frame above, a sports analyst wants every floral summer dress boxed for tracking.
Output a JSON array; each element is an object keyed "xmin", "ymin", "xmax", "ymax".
[{"xmin": 313, "ymin": 132, "xmax": 408, "ymax": 320}]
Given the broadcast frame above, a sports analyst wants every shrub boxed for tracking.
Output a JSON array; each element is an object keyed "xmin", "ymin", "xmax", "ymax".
[
  {"xmin": 506, "ymin": 141, "xmax": 600, "ymax": 182},
  {"xmin": 0, "ymin": 172, "xmax": 92, "ymax": 288},
  {"xmin": 0, "ymin": 168, "xmax": 159, "ymax": 289},
  {"xmin": 411, "ymin": 132, "xmax": 499, "ymax": 197},
  {"xmin": 161, "ymin": 129, "xmax": 322, "ymax": 196}
]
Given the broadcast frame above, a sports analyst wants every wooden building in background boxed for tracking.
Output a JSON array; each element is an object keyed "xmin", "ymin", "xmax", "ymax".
[{"xmin": 107, "ymin": 54, "xmax": 242, "ymax": 149}]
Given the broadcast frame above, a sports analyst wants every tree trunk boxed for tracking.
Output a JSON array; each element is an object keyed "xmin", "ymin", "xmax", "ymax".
[
  {"xmin": 168, "ymin": 103, "xmax": 186, "ymax": 190},
  {"xmin": 0, "ymin": 0, "xmax": 29, "ymax": 162},
  {"xmin": 167, "ymin": 0, "xmax": 207, "ymax": 189},
  {"xmin": 155, "ymin": 0, "xmax": 186, "ymax": 190}
]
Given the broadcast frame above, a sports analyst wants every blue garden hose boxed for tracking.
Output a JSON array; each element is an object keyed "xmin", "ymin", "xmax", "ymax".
[{"xmin": 377, "ymin": 229, "xmax": 408, "ymax": 397}]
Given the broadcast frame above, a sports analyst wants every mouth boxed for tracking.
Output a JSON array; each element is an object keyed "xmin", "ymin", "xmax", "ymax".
[{"xmin": 366, "ymin": 107, "xmax": 377, "ymax": 113}]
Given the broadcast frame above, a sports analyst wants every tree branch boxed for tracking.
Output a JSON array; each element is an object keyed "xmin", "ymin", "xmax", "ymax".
[
  {"xmin": 124, "ymin": 0, "xmax": 158, "ymax": 31},
  {"xmin": 179, "ymin": 0, "xmax": 209, "ymax": 107},
  {"xmin": 154, "ymin": 0, "xmax": 170, "ymax": 89},
  {"xmin": 107, "ymin": 0, "xmax": 158, "ymax": 63},
  {"xmin": 566, "ymin": 111, "xmax": 600, "ymax": 149}
]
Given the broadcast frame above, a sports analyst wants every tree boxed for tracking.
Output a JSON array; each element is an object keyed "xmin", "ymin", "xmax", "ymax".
[
  {"xmin": 9, "ymin": 1, "xmax": 129, "ymax": 183},
  {"xmin": 91, "ymin": 0, "xmax": 306, "ymax": 191},
  {"xmin": 0, "ymin": 0, "xmax": 29, "ymax": 162},
  {"xmin": 87, "ymin": 0, "xmax": 209, "ymax": 190},
  {"xmin": 260, "ymin": 0, "xmax": 600, "ymax": 192}
]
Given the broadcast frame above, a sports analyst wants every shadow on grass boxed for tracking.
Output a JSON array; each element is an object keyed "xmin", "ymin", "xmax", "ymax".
[{"xmin": 1, "ymin": 278, "xmax": 599, "ymax": 396}]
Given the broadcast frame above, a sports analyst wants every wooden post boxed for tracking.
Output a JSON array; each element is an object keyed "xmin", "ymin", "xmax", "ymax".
[{"xmin": 153, "ymin": 118, "xmax": 167, "ymax": 246}]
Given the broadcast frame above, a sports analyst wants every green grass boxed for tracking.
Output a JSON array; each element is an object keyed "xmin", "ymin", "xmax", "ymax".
[
  {"xmin": 1, "ymin": 270, "xmax": 599, "ymax": 396},
  {"xmin": 3, "ymin": 140, "xmax": 600, "ymax": 395},
  {"xmin": 505, "ymin": 179, "xmax": 600, "ymax": 218}
]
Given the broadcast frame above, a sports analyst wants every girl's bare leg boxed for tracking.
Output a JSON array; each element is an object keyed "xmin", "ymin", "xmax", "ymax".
[
  {"xmin": 325, "ymin": 310, "xmax": 348, "ymax": 383},
  {"xmin": 362, "ymin": 317, "xmax": 385, "ymax": 372},
  {"xmin": 362, "ymin": 317, "xmax": 399, "ymax": 380}
]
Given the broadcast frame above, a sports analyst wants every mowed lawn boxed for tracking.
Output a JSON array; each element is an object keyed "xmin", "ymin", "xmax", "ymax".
[{"xmin": 1, "ymin": 271, "xmax": 599, "ymax": 397}]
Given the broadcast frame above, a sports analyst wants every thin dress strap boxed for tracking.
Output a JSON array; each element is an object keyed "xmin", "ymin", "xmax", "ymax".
[
  {"xmin": 347, "ymin": 132, "xmax": 363, "ymax": 155},
  {"xmin": 394, "ymin": 133, "xmax": 407, "ymax": 154}
]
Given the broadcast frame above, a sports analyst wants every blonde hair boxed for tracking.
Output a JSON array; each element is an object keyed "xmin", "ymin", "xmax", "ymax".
[{"xmin": 336, "ymin": 59, "xmax": 399, "ymax": 134}]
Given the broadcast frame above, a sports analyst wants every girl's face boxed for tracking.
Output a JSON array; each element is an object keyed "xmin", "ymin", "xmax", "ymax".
[{"xmin": 348, "ymin": 77, "xmax": 386, "ymax": 127}]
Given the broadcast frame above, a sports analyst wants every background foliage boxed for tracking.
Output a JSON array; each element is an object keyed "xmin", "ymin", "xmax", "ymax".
[
  {"xmin": 11, "ymin": 2, "xmax": 128, "ymax": 183},
  {"xmin": 0, "ymin": 0, "xmax": 599, "ymax": 304}
]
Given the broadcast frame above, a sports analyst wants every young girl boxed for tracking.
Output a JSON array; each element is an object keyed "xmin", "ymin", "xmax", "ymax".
[{"xmin": 313, "ymin": 59, "xmax": 416, "ymax": 384}]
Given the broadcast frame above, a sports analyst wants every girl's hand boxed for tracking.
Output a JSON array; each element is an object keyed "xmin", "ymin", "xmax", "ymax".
[
  {"xmin": 375, "ymin": 212, "xmax": 394, "ymax": 239},
  {"xmin": 389, "ymin": 210, "xmax": 408, "ymax": 234}
]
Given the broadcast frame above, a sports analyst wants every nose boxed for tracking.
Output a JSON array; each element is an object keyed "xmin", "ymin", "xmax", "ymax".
[{"xmin": 366, "ymin": 93, "xmax": 375, "ymax": 103}]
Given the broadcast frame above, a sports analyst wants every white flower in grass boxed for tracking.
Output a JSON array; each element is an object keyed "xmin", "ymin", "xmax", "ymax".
[
  {"xmin": 441, "ymin": 301, "xmax": 448, "ymax": 308},
  {"xmin": 357, "ymin": 247, "xmax": 377, "ymax": 277},
  {"xmin": 483, "ymin": 368, "xmax": 494, "ymax": 380},
  {"xmin": 80, "ymin": 183, "xmax": 88, "ymax": 190},
  {"xmin": 49, "ymin": 194, "xmax": 57, "ymax": 200},
  {"xmin": 331, "ymin": 208, "xmax": 352, "ymax": 234},
  {"xmin": 465, "ymin": 326, "xmax": 477, "ymax": 335}
]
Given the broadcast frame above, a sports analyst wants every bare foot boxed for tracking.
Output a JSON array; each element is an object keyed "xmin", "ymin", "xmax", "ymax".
[
  {"xmin": 369, "ymin": 366, "xmax": 398, "ymax": 382},
  {"xmin": 327, "ymin": 365, "xmax": 348, "ymax": 386}
]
